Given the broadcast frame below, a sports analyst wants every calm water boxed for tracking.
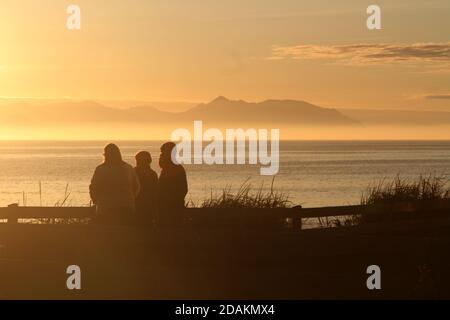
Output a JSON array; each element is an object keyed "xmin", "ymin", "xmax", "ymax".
[{"xmin": 0, "ymin": 141, "xmax": 449, "ymax": 208}]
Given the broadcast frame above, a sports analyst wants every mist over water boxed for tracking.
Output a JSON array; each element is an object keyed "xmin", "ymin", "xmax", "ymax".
[{"xmin": 0, "ymin": 140, "xmax": 449, "ymax": 208}]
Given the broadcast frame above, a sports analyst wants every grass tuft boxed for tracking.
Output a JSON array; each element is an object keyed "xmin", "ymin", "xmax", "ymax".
[
  {"xmin": 198, "ymin": 178, "xmax": 292, "ymax": 209},
  {"xmin": 361, "ymin": 174, "xmax": 450, "ymax": 205}
]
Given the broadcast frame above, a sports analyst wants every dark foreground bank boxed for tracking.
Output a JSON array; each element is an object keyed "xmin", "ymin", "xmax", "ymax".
[{"xmin": 0, "ymin": 211, "xmax": 450, "ymax": 299}]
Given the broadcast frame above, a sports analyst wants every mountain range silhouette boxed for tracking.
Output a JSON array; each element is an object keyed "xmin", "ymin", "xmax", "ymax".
[
  {"xmin": 2, "ymin": 96, "xmax": 450, "ymax": 127},
  {"xmin": 0, "ymin": 96, "xmax": 359, "ymax": 126}
]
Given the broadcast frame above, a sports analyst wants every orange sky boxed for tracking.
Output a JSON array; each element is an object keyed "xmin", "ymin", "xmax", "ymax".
[{"xmin": 0, "ymin": 0, "xmax": 449, "ymax": 111}]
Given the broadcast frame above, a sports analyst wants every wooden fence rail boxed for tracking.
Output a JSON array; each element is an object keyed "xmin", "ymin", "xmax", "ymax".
[{"xmin": 0, "ymin": 202, "xmax": 449, "ymax": 227}]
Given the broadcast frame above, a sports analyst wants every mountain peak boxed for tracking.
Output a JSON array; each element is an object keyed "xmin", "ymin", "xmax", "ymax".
[{"xmin": 210, "ymin": 96, "xmax": 231, "ymax": 104}]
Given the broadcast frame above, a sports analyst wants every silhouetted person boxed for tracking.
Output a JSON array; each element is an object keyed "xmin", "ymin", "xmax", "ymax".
[
  {"xmin": 89, "ymin": 143, "xmax": 140, "ymax": 225},
  {"xmin": 158, "ymin": 142, "xmax": 188, "ymax": 226},
  {"xmin": 134, "ymin": 151, "xmax": 158, "ymax": 225}
]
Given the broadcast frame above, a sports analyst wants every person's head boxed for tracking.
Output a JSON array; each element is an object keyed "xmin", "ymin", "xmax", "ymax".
[
  {"xmin": 103, "ymin": 143, "xmax": 123, "ymax": 165},
  {"xmin": 159, "ymin": 142, "xmax": 177, "ymax": 169},
  {"xmin": 135, "ymin": 151, "xmax": 152, "ymax": 168}
]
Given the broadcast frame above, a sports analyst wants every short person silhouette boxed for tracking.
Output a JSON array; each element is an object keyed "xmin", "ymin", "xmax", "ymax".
[{"xmin": 134, "ymin": 151, "xmax": 158, "ymax": 224}]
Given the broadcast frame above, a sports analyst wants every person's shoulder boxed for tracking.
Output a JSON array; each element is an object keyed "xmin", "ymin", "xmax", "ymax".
[
  {"xmin": 95, "ymin": 163, "xmax": 107, "ymax": 171},
  {"xmin": 176, "ymin": 164, "xmax": 186, "ymax": 175},
  {"xmin": 149, "ymin": 168, "xmax": 158, "ymax": 178},
  {"xmin": 92, "ymin": 163, "xmax": 108, "ymax": 178},
  {"xmin": 122, "ymin": 162, "xmax": 136, "ymax": 173},
  {"xmin": 121, "ymin": 161, "xmax": 133, "ymax": 168}
]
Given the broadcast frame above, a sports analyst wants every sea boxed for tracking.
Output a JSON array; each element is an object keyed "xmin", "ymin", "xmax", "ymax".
[{"xmin": 0, "ymin": 140, "xmax": 449, "ymax": 208}]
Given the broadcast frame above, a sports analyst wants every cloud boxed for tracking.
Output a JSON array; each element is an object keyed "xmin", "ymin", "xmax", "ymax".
[
  {"xmin": 269, "ymin": 42, "xmax": 450, "ymax": 66},
  {"xmin": 425, "ymin": 95, "xmax": 450, "ymax": 100}
]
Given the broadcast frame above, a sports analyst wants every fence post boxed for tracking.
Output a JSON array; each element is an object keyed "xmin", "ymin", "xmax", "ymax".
[
  {"xmin": 7, "ymin": 203, "xmax": 19, "ymax": 224},
  {"xmin": 292, "ymin": 206, "xmax": 303, "ymax": 230}
]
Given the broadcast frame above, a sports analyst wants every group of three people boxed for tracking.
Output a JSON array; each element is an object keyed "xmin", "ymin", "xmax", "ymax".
[{"xmin": 89, "ymin": 142, "xmax": 188, "ymax": 226}]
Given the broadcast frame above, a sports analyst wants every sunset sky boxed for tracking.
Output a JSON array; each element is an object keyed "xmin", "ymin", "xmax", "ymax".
[{"xmin": 0, "ymin": 0, "xmax": 449, "ymax": 111}]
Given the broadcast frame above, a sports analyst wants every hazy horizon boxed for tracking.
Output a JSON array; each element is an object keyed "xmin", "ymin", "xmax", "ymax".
[{"xmin": 1, "ymin": 96, "xmax": 450, "ymax": 140}]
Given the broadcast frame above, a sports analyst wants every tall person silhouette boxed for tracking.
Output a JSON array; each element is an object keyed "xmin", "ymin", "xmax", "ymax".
[
  {"xmin": 158, "ymin": 142, "xmax": 188, "ymax": 226},
  {"xmin": 89, "ymin": 143, "xmax": 140, "ymax": 225}
]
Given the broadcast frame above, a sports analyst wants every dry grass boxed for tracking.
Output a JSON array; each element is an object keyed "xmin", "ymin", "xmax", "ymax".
[
  {"xmin": 361, "ymin": 174, "xmax": 450, "ymax": 206},
  {"xmin": 197, "ymin": 178, "xmax": 292, "ymax": 209}
]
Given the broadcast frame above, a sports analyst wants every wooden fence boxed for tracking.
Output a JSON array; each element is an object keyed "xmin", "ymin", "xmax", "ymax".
[{"xmin": 1, "ymin": 200, "xmax": 449, "ymax": 229}]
